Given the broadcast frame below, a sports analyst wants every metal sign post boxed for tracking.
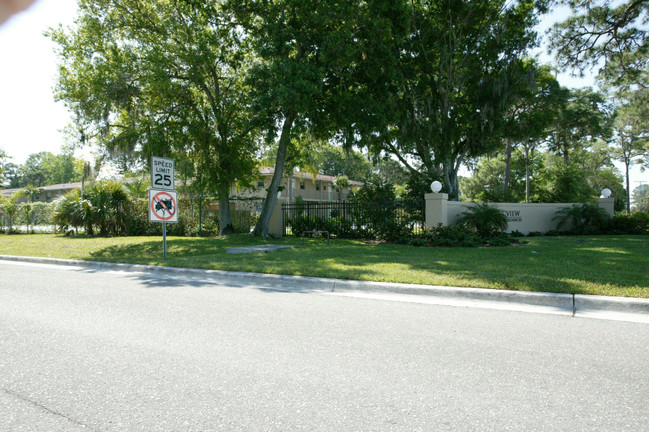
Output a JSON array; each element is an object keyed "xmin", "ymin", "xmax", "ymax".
[
  {"xmin": 150, "ymin": 156, "xmax": 177, "ymax": 259},
  {"xmin": 163, "ymin": 222, "xmax": 167, "ymax": 259}
]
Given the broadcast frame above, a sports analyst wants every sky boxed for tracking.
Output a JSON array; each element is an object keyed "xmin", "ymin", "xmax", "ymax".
[{"xmin": 0, "ymin": 0, "xmax": 647, "ymax": 191}]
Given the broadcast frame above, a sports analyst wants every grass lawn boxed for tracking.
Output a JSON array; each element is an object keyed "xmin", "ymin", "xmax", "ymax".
[{"xmin": 0, "ymin": 233, "xmax": 647, "ymax": 298}]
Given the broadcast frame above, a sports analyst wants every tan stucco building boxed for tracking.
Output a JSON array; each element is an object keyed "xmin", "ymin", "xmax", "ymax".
[{"xmin": 233, "ymin": 167, "xmax": 363, "ymax": 204}]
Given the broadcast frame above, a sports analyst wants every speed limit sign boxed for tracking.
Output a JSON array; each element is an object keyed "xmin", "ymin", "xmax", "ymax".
[{"xmin": 151, "ymin": 156, "xmax": 175, "ymax": 191}]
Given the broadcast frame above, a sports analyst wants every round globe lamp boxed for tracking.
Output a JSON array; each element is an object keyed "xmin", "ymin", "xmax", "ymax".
[{"xmin": 430, "ymin": 181, "xmax": 442, "ymax": 193}]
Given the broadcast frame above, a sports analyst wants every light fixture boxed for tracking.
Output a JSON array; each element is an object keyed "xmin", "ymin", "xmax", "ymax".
[
  {"xmin": 601, "ymin": 188, "xmax": 612, "ymax": 198},
  {"xmin": 430, "ymin": 181, "xmax": 442, "ymax": 193}
]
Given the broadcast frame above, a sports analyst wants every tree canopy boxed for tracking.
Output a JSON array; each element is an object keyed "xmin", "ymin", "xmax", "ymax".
[
  {"xmin": 550, "ymin": 0, "xmax": 649, "ymax": 87},
  {"xmin": 41, "ymin": 0, "xmax": 649, "ymax": 224},
  {"xmin": 350, "ymin": 0, "xmax": 546, "ymax": 199},
  {"xmin": 224, "ymin": 0, "xmax": 408, "ymax": 235},
  {"xmin": 1, "ymin": 152, "xmax": 84, "ymax": 189},
  {"xmin": 48, "ymin": 0, "xmax": 260, "ymax": 234}
]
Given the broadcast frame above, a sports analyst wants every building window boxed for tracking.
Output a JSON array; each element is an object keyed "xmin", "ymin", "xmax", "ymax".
[
  {"xmin": 300, "ymin": 181, "xmax": 305, "ymax": 190},
  {"xmin": 316, "ymin": 182, "xmax": 321, "ymax": 191},
  {"xmin": 323, "ymin": 185, "xmax": 327, "ymax": 191},
  {"xmin": 257, "ymin": 180, "xmax": 264, "ymax": 188}
]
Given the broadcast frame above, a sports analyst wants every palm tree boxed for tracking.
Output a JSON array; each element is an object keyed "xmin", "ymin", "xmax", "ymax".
[{"xmin": 456, "ymin": 203, "xmax": 508, "ymax": 238}]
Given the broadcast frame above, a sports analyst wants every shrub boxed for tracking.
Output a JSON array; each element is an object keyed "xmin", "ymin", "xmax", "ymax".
[
  {"xmin": 608, "ymin": 211, "xmax": 649, "ymax": 234},
  {"xmin": 348, "ymin": 183, "xmax": 412, "ymax": 240},
  {"xmin": 200, "ymin": 218, "xmax": 219, "ymax": 236},
  {"xmin": 456, "ymin": 203, "xmax": 508, "ymax": 238},
  {"xmin": 408, "ymin": 238, "xmax": 428, "ymax": 247},
  {"xmin": 423, "ymin": 224, "xmax": 482, "ymax": 247},
  {"xmin": 0, "ymin": 191, "xmax": 23, "ymax": 232},
  {"xmin": 52, "ymin": 190, "xmax": 86, "ymax": 234},
  {"xmin": 232, "ymin": 210, "xmax": 256, "ymax": 234},
  {"xmin": 89, "ymin": 180, "xmax": 130, "ymax": 235},
  {"xmin": 288, "ymin": 216, "xmax": 329, "ymax": 237},
  {"xmin": 288, "ymin": 216, "xmax": 316, "ymax": 237},
  {"xmin": 350, "ymin": 183, "xmax": 396, "ymax": 204},
  {"xmin": 19, "ymin": 202, "xmax": 55, "ymax": 227},
  {"xmin": 124, "ymin": 198, "xmax": 156, "ymax": 236},
  {"xmin": 509, "ymin": 230, "xmax": 525, "ymax": 238},
  {"xmin": 52, "ymin": 181, "xmax": 130, "ymax": 236},
  {"xmin": 486, "ymin": 234, "xmax": 512, "ymax": 246},
  {"xmin": 553, "ymin": 203, "xmax": 610, "ymax": 235}
]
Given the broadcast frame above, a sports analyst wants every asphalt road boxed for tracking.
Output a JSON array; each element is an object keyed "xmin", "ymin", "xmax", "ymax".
[{"xmin": 1, "ymin": 260, "xmax": 648, "ymax": 431}]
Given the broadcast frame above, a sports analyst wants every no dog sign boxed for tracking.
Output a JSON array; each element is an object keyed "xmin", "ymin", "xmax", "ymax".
[{"xmin": 149, "ymin": 189, "xmax": 178, "ymax": 223}]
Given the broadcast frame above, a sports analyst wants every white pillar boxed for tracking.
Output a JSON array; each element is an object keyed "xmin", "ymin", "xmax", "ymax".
[
  {"xmin": 598, "ymin": 197, "xmax": 615, "ymax": 218},
  {"xmin": 425, "ymin": 192, "xmax": 449, "ymax": 228}
]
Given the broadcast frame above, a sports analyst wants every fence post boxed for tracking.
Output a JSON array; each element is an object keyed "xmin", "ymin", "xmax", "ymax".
[{"xmin": 425, "ymin": 192, "xmax": 449, "ymax": 229}]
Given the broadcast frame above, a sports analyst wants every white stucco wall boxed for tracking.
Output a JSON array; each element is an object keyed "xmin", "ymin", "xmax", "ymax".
[
  {"xmin": 446, "ymin": 201, "xmax": 577, "ymax": 234},
  {"xmin": 426, "ymin": 195, "xmax": 616, "ymax": 235}
]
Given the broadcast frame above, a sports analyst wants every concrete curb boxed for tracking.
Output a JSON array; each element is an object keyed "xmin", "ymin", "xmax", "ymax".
[
  {"xmin": 331, "ymin": 279, "xmax": 574, "ymax": 314},
  {"xmin": 574, "ymin": 294, "xmax": 649, "ymax": 314},
  {"xmin": 2, "ymin": 255, "xmax": 648, "ymax": 322}
]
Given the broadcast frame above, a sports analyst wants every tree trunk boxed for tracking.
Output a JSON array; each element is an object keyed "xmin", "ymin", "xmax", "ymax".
[
  {"xmin": 252, "ymin": 112, "xmax": 296, "ymax": 237},
  {"xmin": 562, "ymin": 143, "xmax": 570, "ymax": 165},
  {"xmin": 525, "ymin": 146, "xmax": 530, "ymax": 203},
  {"xmin": 625, "ymin": 159, "xmax": 631, "ymax": 215},
  {"xmin": 443, "ymin": 161, "xmax": 460, "ymax": 201},
  {"xmin": 503, "ymin": 140, "xmax": 513, "ymax": 199},
  {"xmin": 218, "ymin": 185, "xmax": 235, "ymax": 235}
]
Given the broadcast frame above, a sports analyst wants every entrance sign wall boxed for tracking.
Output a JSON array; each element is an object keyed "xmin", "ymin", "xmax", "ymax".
[{"xmin": 424, "ymin": 193, "xmax": 616, "ymax": 234}]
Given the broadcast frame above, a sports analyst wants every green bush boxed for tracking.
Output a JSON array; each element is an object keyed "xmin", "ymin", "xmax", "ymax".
[
  {"xmin": 52, "ymin": 181, "xmax": 131, "ymax": 236},
  {"xmin": 288, "ymin": 216, "xmax": 327, "ymax": 237},
  {"xmin": 423, "ymin": 224, "xmax": 482, "ymax": 247},
  {"xmin": 553, "ymin": 203, "xmax": 610, "ymax": 235},
  {"xmin": 408, "ymin": 238, "xmax": 428, "ymax": 247},
  {"xmin": 608, "ymin": 211, "xmax": 649, "ymax": 234},
  {"xmin": 456, "ymin": 203, "xmax": 508, "ymax": 238},
  {"xmin": 232, "ymin": 210, "xmax": 256, "ymax": 234},
  {"xmin": 124, "ymin": 198, "xmax": 157, "ymax": 236},
  {"xmin": 52, "ymin": 190, "xmax": 86, "ymax": 234},
  {"xmin": 348, "ymin": 183, "xmax": 413, "ymax": 240},
  {"xmin": 486, "ymin": 234, "xmax": 512, "ymax": 247},
  {"xmin": 21, "ymin": 202, "xmax": 55, "ymax": 226},
  {"xmin": 509, "ymin": 230, "xmax": 525, "ymax": 238}
]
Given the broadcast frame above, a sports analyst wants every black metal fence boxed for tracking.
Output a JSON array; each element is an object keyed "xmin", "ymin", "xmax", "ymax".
[{"xmin": 282, "ymin": 200, "xmax": 425, "ymax": 240}]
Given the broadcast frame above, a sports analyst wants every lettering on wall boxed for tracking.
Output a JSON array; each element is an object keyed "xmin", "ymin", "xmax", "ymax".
[{"xmin": 504, "ymin": 210, "xmax": 522, "ymax": 222}]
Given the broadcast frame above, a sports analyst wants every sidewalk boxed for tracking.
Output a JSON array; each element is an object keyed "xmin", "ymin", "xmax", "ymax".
[{"xmin": 2, "ymin": 254, "xmax": 648, "ymax": 324}]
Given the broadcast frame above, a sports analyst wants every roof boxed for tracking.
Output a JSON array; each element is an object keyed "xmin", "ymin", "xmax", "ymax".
[
  {"xmin": 1, "ymin": 181, "xmax": 95, "ymax": 198},
  {"xmin": 258, "ymin": 167, "xmax": 364, "ymax": 186},
  {"xmin": 1, "ymin": 182, "xmax": 82, "ymax": 197}
]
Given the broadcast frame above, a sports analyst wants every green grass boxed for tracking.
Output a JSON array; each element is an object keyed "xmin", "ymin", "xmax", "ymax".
[{"xmin": 0, "ymin": 233, "xmax": 648, "ymax": 298}]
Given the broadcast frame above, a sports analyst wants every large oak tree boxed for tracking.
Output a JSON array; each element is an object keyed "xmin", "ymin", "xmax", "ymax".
[
  {"xmin": 353, "ymin": 0, "xmax": 546, "ymax": 200},
  {"xmin": 49, "ymin": 0, "xmax": 259, "ymax": 234}
]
